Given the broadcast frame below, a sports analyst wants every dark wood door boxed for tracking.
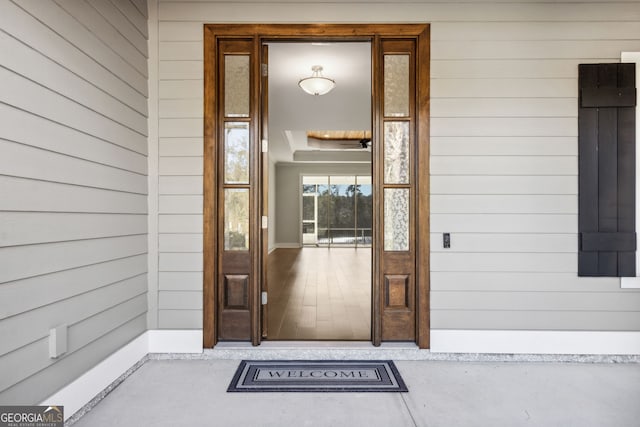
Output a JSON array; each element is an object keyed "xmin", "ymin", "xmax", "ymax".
[
  {"xmin": 204, "ymin": 24, "xmax": 430, "ymax": 348},
  {"xmin": 205, "ymin": 38, "xmax": 261, "ymax": 343},
  {"xmin": 374, "ymin": 38, "xmax": 418, "ymax": 342}
]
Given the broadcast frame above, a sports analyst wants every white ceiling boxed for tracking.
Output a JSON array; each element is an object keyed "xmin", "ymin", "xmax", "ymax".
[{"xmin": 267, "ymin": 42, "xmax": 372, "ymax": 163}]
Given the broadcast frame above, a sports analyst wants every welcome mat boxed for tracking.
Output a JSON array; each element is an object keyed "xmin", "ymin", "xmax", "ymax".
[{"xmin": 227, "ymin": 360, "xmax": 407, "ymax": 392}]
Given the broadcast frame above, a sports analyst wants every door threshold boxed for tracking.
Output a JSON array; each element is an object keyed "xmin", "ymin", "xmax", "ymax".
[
  {"xmin": 216, "ymin": 341, "xmax": 418, "ymax": 350},
  {"xmin": 200, "ymin": 341, "xmax": 424, "ymax": 361}
]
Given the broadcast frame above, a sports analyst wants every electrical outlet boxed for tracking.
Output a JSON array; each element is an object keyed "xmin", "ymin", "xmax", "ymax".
[{"xmin": 443, "ymin": 233, "xmax": 451, "ymax": 249}]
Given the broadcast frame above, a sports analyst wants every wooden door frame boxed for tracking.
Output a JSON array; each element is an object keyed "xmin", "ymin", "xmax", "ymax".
[{"xmin": 203, "ymin": 23, "xmax": 430, "ymax": 348}]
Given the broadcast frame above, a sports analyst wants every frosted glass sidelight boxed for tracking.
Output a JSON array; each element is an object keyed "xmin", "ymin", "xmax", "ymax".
[
  {"xmin": 384, "ymin": 55, "xmax": 409, "ymax": 117},
  {"xmin": 384, "ymin": 188, "xmax": 409, "ymax": 251},
  {"xmin": 225, "ymin": 55, "xmax": 250, "ymax": 117},
  {"xmin": 224, "ymin": 189, "xmax": 249, "ymax": 251},
  {"xmin": 384, "ymin": 122, "xmax": 410, "ymax": 184},
  {"xmin": 224, "ymin": 122, "xmax": 249, "ymax": 184}
]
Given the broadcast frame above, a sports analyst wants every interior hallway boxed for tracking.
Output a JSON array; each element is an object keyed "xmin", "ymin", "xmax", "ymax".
[
  {"xmin": 70, "ymin": 357, "xmax": 640, "ymax": 427},
  {"xmin": 267, "ymin": 247, "xmax": 371, "ymax": 340}
]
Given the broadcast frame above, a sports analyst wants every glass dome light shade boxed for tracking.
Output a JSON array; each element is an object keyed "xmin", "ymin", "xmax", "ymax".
[{"xmin": 298, "ymin": 65, "xmax": 336, "ymax": 96}]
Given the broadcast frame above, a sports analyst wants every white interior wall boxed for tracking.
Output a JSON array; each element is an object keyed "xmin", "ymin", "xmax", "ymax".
[
  {"xmin": 275, "ymin": 163, "xmax": 373, "ymax": 246},
  {"xmin": 268, "ymin": 159, "xmax": 277, "ymax": 251}
]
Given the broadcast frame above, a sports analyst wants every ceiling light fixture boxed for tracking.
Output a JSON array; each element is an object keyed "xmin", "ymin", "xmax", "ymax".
[{"xmin": 298, "ymin": 65, "xmax": 336, "ymax": 96}]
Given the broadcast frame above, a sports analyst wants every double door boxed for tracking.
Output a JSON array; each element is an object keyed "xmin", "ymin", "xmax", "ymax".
[{"xmin": 203, "ymin": 24, "xmax": 430, "ymax": 348}]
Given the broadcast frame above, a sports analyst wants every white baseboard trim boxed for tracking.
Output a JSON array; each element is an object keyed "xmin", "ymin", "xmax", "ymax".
[
  {"xmin": 430, "ymin": 330, "xmax": 640, "ymax": 355},
  {"xmin": 274, "ymin": 243, "xmax": 302, "ymax": 249},
  {"xmin": 40, "ymin": 330, "xmax": 203, "ymax": 421},
  {"xmin": 39, "ymin": 333, "xmax": 149, "ymax": 421},
  {"xmin": 148, "ymin": 329, "xmax": 203, "ymax": 353},
  {"xmin": 621, "ymin": 277, "xmax": 640, "ymax": 289}
]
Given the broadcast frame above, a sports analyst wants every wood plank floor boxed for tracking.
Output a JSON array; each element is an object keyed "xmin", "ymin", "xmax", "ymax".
[{"xmin": 266, "ymin": 247, "xmax": 371, "ymax": 340}]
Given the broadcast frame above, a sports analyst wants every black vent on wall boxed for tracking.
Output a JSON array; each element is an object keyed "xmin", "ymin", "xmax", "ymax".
[{"xmin": 578, "ymin": 63, "xmax": 637, "ymax": 277}]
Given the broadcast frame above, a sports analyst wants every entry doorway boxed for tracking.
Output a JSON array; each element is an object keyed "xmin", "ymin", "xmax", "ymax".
[
  {"xmin": 267, "ymin": 247, "xmax": 371, "ymax": 340},
  {"xmin": 203, "ymin": 24, "xmax": 431, "ymax": 348},
  {"xmin": 264, "ymin": 41, "xmax": 373, "ymax": 340}
]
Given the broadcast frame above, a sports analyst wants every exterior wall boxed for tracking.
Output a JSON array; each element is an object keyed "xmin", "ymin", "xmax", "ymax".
[
  {"xmin": 150, "ymin": 1, "xmax": 640, "ymax": 331},
  {"xmin": 275, "ymin": 163, "xmax": 372, "ymax": 246},
  {"xmin": 0, "ymin": 0, "xmax": 148, "ymax": 404}
]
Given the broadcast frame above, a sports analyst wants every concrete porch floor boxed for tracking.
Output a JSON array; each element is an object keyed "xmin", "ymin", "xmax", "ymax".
[{"xmin": 69, "ymin": 352, "xmax": 640, "ymax": 427}]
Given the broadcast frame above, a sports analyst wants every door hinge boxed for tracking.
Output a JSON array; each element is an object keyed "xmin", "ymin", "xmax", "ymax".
[
  {"xmin": 262, "ymin": 63, "xmax": 268, "ymax": 77},
  {"xmin": 261, "ymin": 139, "xmax": 268, "ymax": 153},
  {"xmin": 261, "ymin": 215, "xmax": 268, "ymax": 229},
  {"xmin": 261, "ymin": 291, "xmax": 268, "ymax": 305}
]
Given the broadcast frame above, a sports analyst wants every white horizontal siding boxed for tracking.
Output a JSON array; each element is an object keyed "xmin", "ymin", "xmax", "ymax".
[
  {"xmin": 0, "ymin": 139, "xmax": 147, "ymax": 194},
  {"xmin": 159, "ymin": 253, "xmax": 203, "ymax": 271},
  {"xmin": 160, "ymin": 41, "xmax": 203, "ymax": 60},
  {"xmin": 0, "ymin": 31, "xmax": 147, "ymax": 135},
  {"xmin": 159, "ymin": 195, "xmax": 203, "ymax": 213},
  {"xmin": 158, "ymin": 310, "xmax": 202, "ymax": 329},
  {"xmin": 0, "ymin": 104, "xmax": 147, "ymax": 175},
  {"xmin": 0, "ymin": 254, "xmax": 147, "ymax": 319},
  {"xmin": 0, "ymin": 296, "xmax": 146, "ymax": 394},
  {"xmin": 0, "ymin": 315, "xmax": 146, "ymax": 405},
  {"xmin": 431, "ymin": 118, "xmax": 577, "ymax": 137},
  {"xmin": 431, "ymin": 156, "xmax": 577, "ymax": 175},
  {"xmin": 432, "ymin": 291, "xmax": 640, "ymax": 311},
  {"xmin": 0, "ymin": 236, "xmax": 147, "ymax": 284},
  {"xmin": 430, "ymin": 233, "xmax": 576, "ymax": 253},
  {"xmin": 159, "ymin": 157, "xmax": 203, "ymax": 175},
  {"xmin": 159, "ymin": 60, "xmax": 203, "ymax": 79},
  {"xmin": 431, "ymin": 176, "xmax": 577, "ymax": 195},
  {"xmin": 151, "ymin": 0, "xmax": 640, "ymax": 334},
  {"xmin": 430, "ymin": 137, "xmax": 576, "ymax": 156},
  {"xmin": 159, "ymin": 138, "xmax": 203, "ymax": 156},
  {"xmin": 159, "ymin": 21, "xmax": 202, "ymax": 41},
  {"xmin": 159, "ymin": 233, "xmax": 203, "ymax": 252},
  {"xmin": 159, "ymin": 118, "xmax": 203, "ymax": 137},
  {"xmin": 431, "ymin": 59, "xmax": 613, "ymax": 79},
  {"xmin": 0, "ymin": 67, "xmax": 147, "ymax": 154},
  {"xmin": 431, "ymin": 99, "xmax": 576, "ymax": 118},
  {"xmin": 432, "ymin": 40, "xmax": 640, "ymax": 60},
  {"xmin": 159, "ymin": 272, "xmax": 203, "ymax": 291},
  {"xmin": 54, "ymin": 0, "xmax": 148, "ymax": 76},
  {"xmin": 0, "ymin": 0, "xmax": 147, "ymax": 114},
  {"xmin": 159, "ymin": 176, "xmax": 203, "ymax": 194},
  {"xmin": 0, "ymin": 0, "xmax": 148, "ymax": 405},
  {"xmin": 159, "ymin": 80, "xmax": 202, "ymax": 98},
  {"xmin": 158, "ymin": 291, "xmax": 202, "ymax": 310},
  {"xmin": 430, "ymin": 272, "xmax": 621, "ymax": 292},
  {"xmin": 0, "ymin": 176, "xmax": 148, "ymax": 214},
  {"xmin": 0, "ymin": 274, "xmax": 147, "ymax": 357},
  {"xmin": 14, "ymin": 0, "xmax": 147, "ymax": 91},
  {"xmin": 111, "ymin": 0, "xmax": 148, "ymax": 38},
  {"xmin": 432, "ymin": 21, "xmax": 640, "ymax": 41},
  {"xmin": 431, "ymin": 79, "xmax": 576, "ymax": 99},
  {"xmin": 0, "ymin": 212, "xmax": 146, "ymax": 247},
  {"xmin": 431, "ymin": 214, "xmax": 576, "ymax": 233},
  {"xmin": 87, "ymin": 0, "xmax": 148, "ymax": 54},
  {"xmin": 431, "ymin": 253, "xmax": 577, "ymax": 273},
  {"xmin": 159, "ymin": 99, "xmax": 203, "ymax": 118},
  {"xmin": 158, "ymin": 2, "xmax": 640, "ymax": 22},
  {"xmin": 158, "ymin": 214, "xmax": 203, "ymax": 233},
  {"xmin": 431, "ymin": 195, "xmax": 577, "ymax": 214},
  {"xmin": 431, "ymin": 311, "xmax": 640, "ymax": 331}
]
